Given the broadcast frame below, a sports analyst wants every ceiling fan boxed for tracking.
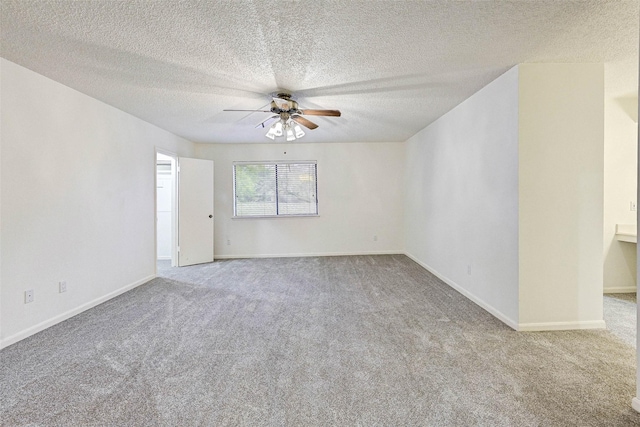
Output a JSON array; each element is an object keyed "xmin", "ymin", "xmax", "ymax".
[{"xmin": 223, "ymin": 93, "xmax": 341, "ymax": 141}]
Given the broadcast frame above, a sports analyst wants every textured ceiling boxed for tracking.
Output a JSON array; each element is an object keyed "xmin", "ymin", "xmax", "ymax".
[{"xmin": 1, "ymin": 0, "xmax": 638, "ymax": 144}]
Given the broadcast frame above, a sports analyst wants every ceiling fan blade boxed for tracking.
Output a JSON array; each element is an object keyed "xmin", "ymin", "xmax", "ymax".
[
  {"xmin": 292, "ymin": 115, "xmax": 318, "ymax": 130},
  {"xmin": 223, "ymin": 109, "xmax": 271, "ymax": 112},
  {"xmin": 255, "ymin": 115, "xmax": 279, "ymax": 128},
  {"xmin": 301, "ymin": 109, "xmax": 341, "ymax": 117}
]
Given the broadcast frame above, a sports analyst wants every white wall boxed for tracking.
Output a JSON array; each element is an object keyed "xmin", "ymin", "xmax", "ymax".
[
  {"xmin": 405, "ymin": 64, "xmax": 605, "ymax": 331},
  {"xmin": 603, "ymin": 61, "xmax": 638, "ymax": 293},
  {"xmin": 518, "ymin": 63, "xmax": 604, "ymax": 329},
  {"xmin": 0, "ymin": 59, "xmax": 194, "ymax": 347},
  {"xmin": 194, "ymin": 142, "xmax": 405, "ymax": 258},
  {"xmin": 404, "ymin": 67, "xmax": 520, "ymax": 327},
  {"xmin": 0, "ymin": 59, "xmax": 3, "ymax": 346},
  {"xmin": 636, "ymin": 47, "xmax": 640, "ymax": 412}
]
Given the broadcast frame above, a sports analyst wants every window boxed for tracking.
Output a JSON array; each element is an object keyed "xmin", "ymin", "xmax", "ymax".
[{"xmin": 233, "ymin": 161, "xmax": 318, "ymax": 217}]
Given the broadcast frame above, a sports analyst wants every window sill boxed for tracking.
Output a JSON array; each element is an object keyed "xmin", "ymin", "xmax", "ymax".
[{"xmin": 232, "ymin": 214, "xmax": 319, "ymax": 219}]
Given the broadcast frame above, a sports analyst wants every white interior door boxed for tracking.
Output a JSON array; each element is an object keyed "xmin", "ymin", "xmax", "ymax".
[{"xmin": 178, "ymin": 157, "xmax": 214, "ymax": 266}]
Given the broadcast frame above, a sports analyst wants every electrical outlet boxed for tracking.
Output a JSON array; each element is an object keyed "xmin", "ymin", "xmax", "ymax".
[
  {"xmin": 373, "ymin": 235, "xmax": 378, "ymax": 241},
  {"xmin": 467, "ymin": 265, "xmax": 471, "ymax": 275},
  {"xmin": 59, "ymin": 281, "xmax": 67, "ymax": 293},
  {"xmin": 631, "ymin": 201, "xmax": 637, "ymax": 212},
  {"xmin": 226, "ymin": 239, "xmax": 231, "ymax": 246},
  {"xmin": 25, "ymin": 289, "xmax": 34, "ymax": 304}
]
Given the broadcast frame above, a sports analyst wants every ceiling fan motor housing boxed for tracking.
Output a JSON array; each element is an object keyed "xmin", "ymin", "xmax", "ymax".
[{"xmin": 271, "ymin": 94, "xmax": 300, "ymax": 117}]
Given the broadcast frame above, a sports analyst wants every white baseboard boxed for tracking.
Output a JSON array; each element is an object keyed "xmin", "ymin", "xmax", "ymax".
[
  {"xmin": 518, "ymin": 320, "xmax": 606, "ymax": 332},
  {"xmin": 0, "ymin": 274, "xmax": 155, "ymax": 350},
  {"xmin": 632, "ymin": 398, "xmax": 640, "ymax": 413},
  {"xmin": 604, "ymin": 286, "xmax": 637, "ymax": 294},
  {"xmin": 157, "ymin": 256, "xmax": 171, "ymax": 260},
  {"xmin": 403, "ymin": 252, "xmax": 519, "ymax": 331},
  {"xmin": 404, "ymin": 253, "xmax": 609, "ymax": 332},
  {"xmin": 214, "ymin": 250, "xmax": 404, "ymax": 260}
]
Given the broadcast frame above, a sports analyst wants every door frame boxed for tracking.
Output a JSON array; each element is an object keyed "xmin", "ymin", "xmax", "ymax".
[{"xmin": 155, "ymin": 148, "xmax": 178, "ymax": 274}]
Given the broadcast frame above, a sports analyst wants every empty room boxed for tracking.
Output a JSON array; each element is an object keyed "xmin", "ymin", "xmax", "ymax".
[{"xmin": 2, "ymin": 1, "xmax": 640, "ymax": 425}]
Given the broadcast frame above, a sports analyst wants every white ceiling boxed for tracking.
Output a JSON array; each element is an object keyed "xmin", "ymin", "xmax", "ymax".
[{"xmin": 1, "ymin": 0, "xmax": 638, "ymax": 144}]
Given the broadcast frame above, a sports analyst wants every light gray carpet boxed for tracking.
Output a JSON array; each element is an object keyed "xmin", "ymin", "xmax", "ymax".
[
  {"xmin": 604, "ymin": 293, "xmax": 637, "ymax": 349},
  {"xmin": 1, "ymin": 255, "xmax": 639, "ymax": 426}
]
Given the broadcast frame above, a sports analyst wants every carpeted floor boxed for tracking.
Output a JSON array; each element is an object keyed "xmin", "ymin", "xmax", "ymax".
[
  {"xmin": 604, "ymin": 293, "xmax": 637, "ymax": 349},
  {"xmin": 1, "ymin": 255, "xmax": 639, "ymax": 426}
]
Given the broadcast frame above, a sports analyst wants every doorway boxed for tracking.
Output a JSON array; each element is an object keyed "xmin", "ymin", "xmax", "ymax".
[{"xmin": 156, "ymin": 150, "xmax": 177, "ymax": 267}]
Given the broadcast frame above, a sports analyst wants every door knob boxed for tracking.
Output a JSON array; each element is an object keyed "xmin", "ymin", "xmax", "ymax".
[{"xmin": 209, "ymin": 215, "xmax": 213, "ymax": 218}]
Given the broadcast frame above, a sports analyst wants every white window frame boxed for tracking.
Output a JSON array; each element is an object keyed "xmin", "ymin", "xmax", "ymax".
[{"xmin": 232, "ymin": 160, "xmax": 319, "ymax": 218}]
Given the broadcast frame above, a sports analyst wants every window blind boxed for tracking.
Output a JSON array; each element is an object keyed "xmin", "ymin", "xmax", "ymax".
[
  {"xmin": 234, "ymin": 163, "xmax": 277, "ymax": 216},
  {"xmin": 234, "ymin": 161, "xmax": 318, "ymax": 217}
]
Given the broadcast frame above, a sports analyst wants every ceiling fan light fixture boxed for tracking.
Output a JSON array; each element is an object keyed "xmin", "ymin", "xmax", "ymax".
[
  {"xmin": 263, "ymin": 118, "xmax": 305, "ymax": 142},
  {"xmin": 265, "ymin": 127, "xmax": 276, "ymax": 139},
  {"xmin": 294, "ymin": 124, "xmax": 305, "ymax": 139},
  {"xmin": 273, "ymin": 121, "xmax": 284, "ymax": 137},
  {"xmin": 286, "ymin": 127, "xmax": 296, "ymax": 141}
]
